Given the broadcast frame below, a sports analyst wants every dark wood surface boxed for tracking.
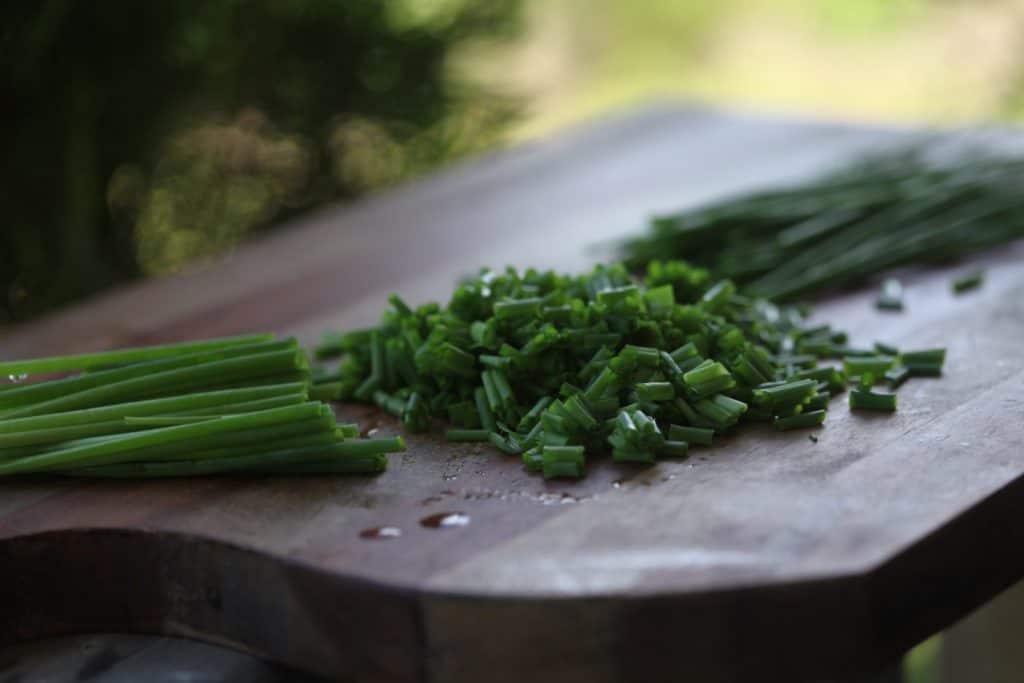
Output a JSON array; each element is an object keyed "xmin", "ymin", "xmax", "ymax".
[
  {"xmin": 1, "ymin": 104, "xmax": 1023, "ymax": 683},
  {"xmin": 0, "ymin": 633, "xmax": 325, "ymax": 682}
]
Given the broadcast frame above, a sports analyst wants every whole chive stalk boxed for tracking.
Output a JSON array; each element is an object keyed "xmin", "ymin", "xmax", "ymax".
[
  {"xmin": 4, "ymin": 349, "xmax": 308, "ymax": 419},
  {"xmin": 0, "ymin": 333, "xmax": 275, "ymax": 376},
  {"xmin": 0, "ymin": 403, "xmax": 330, "ymax": 475},
  {"xmin": 168, "ymin": 391, "xmax": 308, "ymax": 417},
  {"xmin": 123, "ymin": 416, "xmax": 217, "ymax": 427},
  {"xmin": 148, "ymin": 429, "xmax": 342, "ymax": 464},
  {"xmin": 0, "ymin": 339, "xmax": 298, "ymax": 412},
  {"xmin": 73, "ymin": 438, "xmax": 403, "ymax": 478},
  {"xmin": 0, "ymin": 419, "xmax": 143, "ymax": 449},
  {"xmin": 0, "ymin": 384, "xmax": 305, "ymax": 435}
]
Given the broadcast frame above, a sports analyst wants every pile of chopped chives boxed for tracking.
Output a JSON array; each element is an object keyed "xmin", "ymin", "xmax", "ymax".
[
  {"xmin": 621, "ymin": 146, "xmax": 1024, "ymax": 301},
  {"xmin": 319, "ymin": 260, "xmax": 945, "ymax": 479},
  {"xmin": 0, "ymin": 334, "xmax": 404, "ymax": 478}
]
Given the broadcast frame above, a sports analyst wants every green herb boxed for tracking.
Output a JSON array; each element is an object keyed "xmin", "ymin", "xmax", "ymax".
[
  {"xmin": 541, "ymin": 445, "xmax": 585, "ymax": 479},
  {"xmin": 952, "ymin": 270, "xmax": 985, "ymax": 294},
  {"xmin": 899, "ymin": 347, "xmax": 946, "ymax": 377},
  {"xmin": 885, "ymin": 365, "xmax": 910, "ymax": 389},
  {"xmin": 849, "ymin": 390, "xmax": 898, "ymax": 412},
  {"xmin": 327, "ymin": 259, "xmax": 947, "ymax": 478},
  {"xmin": 843, "ymin": 356, "xmax": 895, "ymax": 377},
  {"xmin": 445, "ymin": 429, "xmax": 490, "ymax": 442},
  {"xmin": 774, "ymin": 410, "xmax": 826, "ymax": 431},
  {"xmin": 0, "ymin": 333, "xmax": 275, "ymax": 376},
  {"xmin": 874, "ymin": 341, "xmax": 900, "ymax": 356},
  {"xmin": 621, "ymin": 147, "xmax": 1024, "ymax": 301},
  {"xmin": 667, "ymin": 424, "xmax": 714, "ymax": 446},
  {"xmin": 0, "ymin": 335, "xmax": 404, "ymax": 477}
]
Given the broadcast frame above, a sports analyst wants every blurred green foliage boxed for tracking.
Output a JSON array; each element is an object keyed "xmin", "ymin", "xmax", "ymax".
[{"xmin": 1, "ymin": 0, "xmax": 523, "ymax": 323}]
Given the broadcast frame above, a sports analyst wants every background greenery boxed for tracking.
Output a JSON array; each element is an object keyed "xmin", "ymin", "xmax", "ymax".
[
  {"xmin": 1, "ymin": 0, "xmax": 523, "ymax": 322},
  {"xmin": 4, "ymin": 0, "xmax": 1024, "ymax": 330}
]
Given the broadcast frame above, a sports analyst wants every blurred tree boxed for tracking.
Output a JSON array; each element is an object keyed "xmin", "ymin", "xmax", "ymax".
[{"xmin": 0, "ymin": 0, "xmax": 522, "ymax": 322}]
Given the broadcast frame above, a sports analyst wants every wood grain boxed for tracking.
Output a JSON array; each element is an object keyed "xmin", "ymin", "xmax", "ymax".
[{"xmin": 1, "ymin": 104, "xmax": 1022, "ymax": 682}]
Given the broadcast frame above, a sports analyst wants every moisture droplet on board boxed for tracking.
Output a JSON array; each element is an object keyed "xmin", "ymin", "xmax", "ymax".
[
  {"xmin": 359, "ymin": 526, "xmax": 402, "ymax": 540},
  {"xmin": 420, "ymin": 512, "xmax": 470, "ymax": 529}
]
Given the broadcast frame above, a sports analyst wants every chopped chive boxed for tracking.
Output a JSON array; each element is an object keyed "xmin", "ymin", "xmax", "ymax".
[
  {"xmin": 874, "ymin": 341, "xmax": 899, "ymax": 356},
  {"xmin": 849, "ymin": 390, "xmax": 897, "ymax": 412},
  {"xmin": 952, "ymin": 270, "xmax": 984, "ymax": 294},
  {"xmin": 445, "ymin": 429, "xmax": 490, "ymax": 442},
  {"xmin": 634, "ymin": 382, "xmax": 675, "ymax": 402},
  {"xmin": 805, "ymin": 392, "xmax": 830, "ymax": 411},
  {"xmin": 842, "ymin": 355, "xmax": 894, "ymax": 377},
  {"xmin": 337, "ymin": 423, "xmax": 360, "ymax": 438},
  {"xmin": 657, "ymin": 440, "xmax": 689, "ymax": 458},
  {"xmin": 309, "ymin": 382, "xmax": 342, "ymax": 401},
  {"xmin": 494, "ymin": 297, "xmax": 543, "ymax": 320},
  {"xmin": 682, "ymin": 360, "xmax": 735, "ymax": 398},
  {"xmin": 774, "ymin": 409, "xmax": 826, "ymax": 431},
  {"xmin": 905, "ymin": 362, "xmax": 943, "ymax": 377},
  {"xmin": 667, "ymin": 424, "xmax": 714, "ymax": 446},
  {"xmin": 885, "ymin": 365, "xmax": 910, "ymax": 389},
  {"xmin": 541, "ymin": 445, "xmax": 585, "ymax": 479},
  {"xmin": 791, "ymin": 366, "xmax": 847, "ymax": 393},
  {"xmin": 487, "ymin": 431, "xmax": 522, "ymax": 455},
  {"xmin": 752, "ymin": 379, "xmax": 816, "ymax": 409},
  {"xmin": 447, "ymin": 401, "xmax": 480, "ymax": 429},
  {"xmin": 900, "ymin": 348, "xmax": 946, "ymax": 366},
  {"xmin": 474, "ymin": 387, "xmax": 496, "ymax": 432},
  {"xmin": 402, "ymin": 392, "xmax": 430, "ymax": 432}
]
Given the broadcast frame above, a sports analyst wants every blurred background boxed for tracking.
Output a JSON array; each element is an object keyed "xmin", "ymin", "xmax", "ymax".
[
  {"xmin": 3, "ymin": 1, "xmax": 1024, "ymax": 679},
  {"xmin": 4, "ymin": 0, "xmax": 1024, "ymax": 328}
]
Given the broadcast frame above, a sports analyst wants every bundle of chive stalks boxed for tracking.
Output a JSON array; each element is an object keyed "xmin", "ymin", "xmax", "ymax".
[
  {"xmin": 318, "ymin": 260, "xmax": 945, "ymax": 480},
  {"xmin": 622, "ymin": 145, "xmax": 1024, "ymax": 301},
  {"xmin": 0, "ymin": 334, "xmax": 404, "ymax": 478}
]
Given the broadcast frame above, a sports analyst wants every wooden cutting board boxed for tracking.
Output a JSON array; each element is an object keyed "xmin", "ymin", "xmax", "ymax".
[{"xmin": 2, "ymin": 105, "xmax": 1023, "ymax": 683}]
